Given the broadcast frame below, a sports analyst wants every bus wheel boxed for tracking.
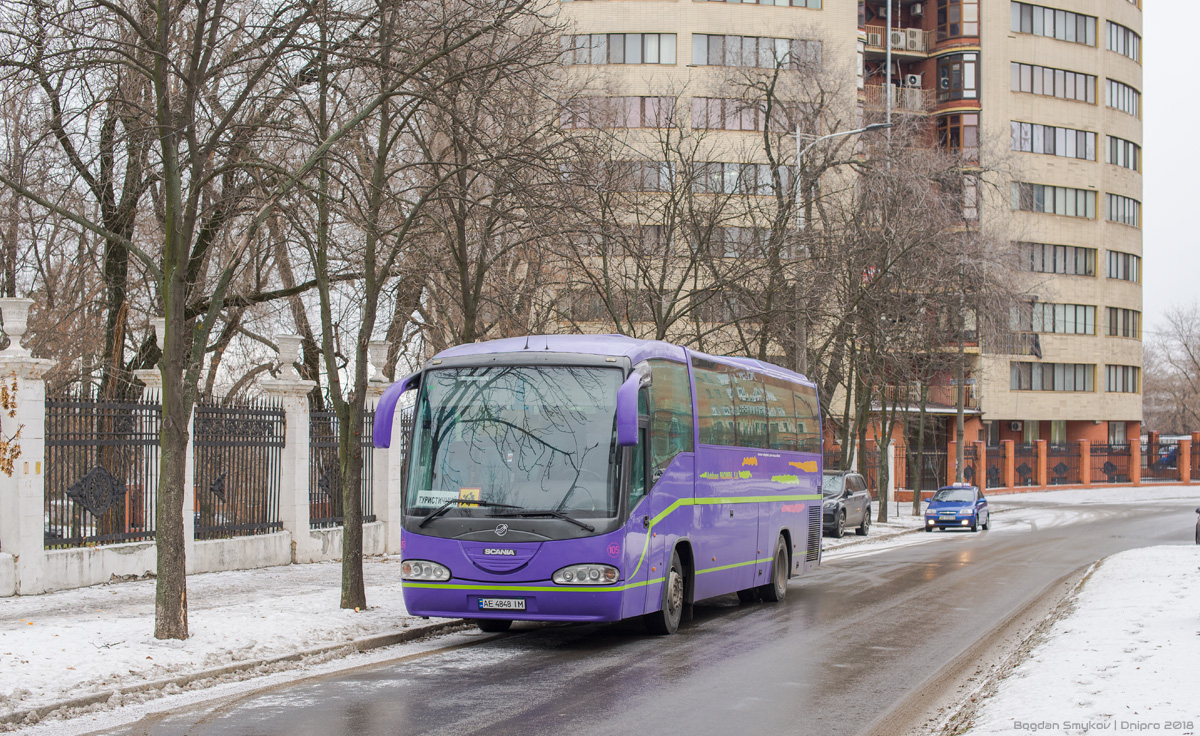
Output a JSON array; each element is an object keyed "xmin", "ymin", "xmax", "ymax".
[
  {"xmin": 757, "ymin": 536, "xmax": 789, "ymax": 603},
  {"xmin": 475, "ymin": 619, "xmax": 512, "ymax": 633},
  {"xmin": 645, "ymin": 549, "xmax": 685, "ymax": 635}
]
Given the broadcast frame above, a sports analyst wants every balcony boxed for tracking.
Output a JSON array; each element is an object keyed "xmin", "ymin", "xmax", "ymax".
[
  {"xmin": 864, "ymin": 84, "xmax": 933, "ymax": 114},
  {"xmin": 864, "ymin": 26, "xmax": 932, "ymax": 55}
]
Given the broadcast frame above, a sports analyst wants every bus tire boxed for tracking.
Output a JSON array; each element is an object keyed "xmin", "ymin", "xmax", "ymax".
[
  {"xmin": 757, "ymin": 536, "xmax": 789, "ymax": 602},
  {"xmin": 475, "ymin": 619, "xmax": 512, "ymax": 633},
  {"xmin": 645, "ymin": 549, "xmax": 685, "ymax": 635}
]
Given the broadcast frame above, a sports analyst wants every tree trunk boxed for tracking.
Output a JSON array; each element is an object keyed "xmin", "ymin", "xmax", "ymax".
[
  {"xmin": 154, "ymin": 361, "xmax": 190, "ymax": 640},
  {"xmin": 339, "ymin": 392, "xmax": 367, "ymax": 609}
]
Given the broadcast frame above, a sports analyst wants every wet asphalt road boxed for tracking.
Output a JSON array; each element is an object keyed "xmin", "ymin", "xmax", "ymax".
[{"xmin": 111, "ymin": 501, "xmax": 1197, "ymax": 736}]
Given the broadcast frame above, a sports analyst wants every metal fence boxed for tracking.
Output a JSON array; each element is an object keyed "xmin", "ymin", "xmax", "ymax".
[
  {"xmin": 1013, "ymin": 444, "xmax": 1038, "ymax": 486},
  {"xmin": 862, "ymin": 448, "xmax": 880, "ymax": 499},
  {"xmin": 1047, "ymin": 444, "xmax": 1080, "ymax": 485},
  {"xmin": 309, "ymin": 409, "xmax": 376, "ymax": 529},
  {"xmin": 1090, "ymin": 444, "xmax": 1131, "ymax": 484},
  {"xmin": 823, "ymin": 449, "xmax": 842, "ymax": 471},
  {"xmin": 44, "ymin": 393, "xmax": 161, "ymax": 549},
  {"xmin": 1140, "ymin": 442, "xmax": 1179, "ymax": 482},
  {"xmin": 961, "ymin": 445, "xmax": 981, "ymax": 486},
  {"xmin": 911, "ymin": 447, "xmax": 947, "ymax": 491},
  {"xmin": 1193, "ymin": 443, "xmax": 1200, "ymax": 482},
  {"xmin": 984, "ymin": 446, "xmax": 1003, "ymax": 488},
  {"xmin": 193, "ymin": 398, "xmax": 285, "ymax": 540}
]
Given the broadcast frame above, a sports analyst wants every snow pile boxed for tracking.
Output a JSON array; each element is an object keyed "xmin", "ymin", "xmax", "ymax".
[
  {"xmin": 968, "ymin": 545, "xmax": 1200, "ymax": 735},
  {"xmin": 0, "ymin": 557, "xmax": 437, "ymax": 718}
]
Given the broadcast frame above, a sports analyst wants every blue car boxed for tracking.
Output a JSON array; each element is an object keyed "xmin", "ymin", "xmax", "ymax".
[{"xmin": 924, "ymin": 484, "xmax": 990, "ymax": 532}]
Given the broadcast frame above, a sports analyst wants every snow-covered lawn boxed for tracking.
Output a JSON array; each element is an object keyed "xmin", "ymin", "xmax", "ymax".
[
  {"xmin": 963, "ymin": 545, "xmax": 1200, "ymax": 736},
  {"xmin": 0, "ymin": 557, "xmax": 445, "ymax": 720}
]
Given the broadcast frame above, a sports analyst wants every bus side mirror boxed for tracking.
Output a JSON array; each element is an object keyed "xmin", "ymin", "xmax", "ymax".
[
  {"xmin": 616, "ymin": 373, "xmax": 640, "ymax": 447},
  {"xmin": 372, "ymin": 371, "xmax": 421, "ymax": 448}
]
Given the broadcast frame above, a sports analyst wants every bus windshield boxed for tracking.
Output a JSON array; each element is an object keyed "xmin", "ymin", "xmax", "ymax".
[{"xmin": 406, "ymin": 365, "xmax": 623, "ymax": 520}]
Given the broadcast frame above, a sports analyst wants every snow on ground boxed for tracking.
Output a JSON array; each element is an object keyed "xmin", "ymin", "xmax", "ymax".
[
  {"xmin": 988, "ymin": 484, "xmax": 1200, "ymax": 507},
  {"xmin": 964, "ymin": 545, "xmax": 1200, "ymax": 736},
  {"xmin": 0, "ymin": 557, "xmax": 447, "ymax": 720}
]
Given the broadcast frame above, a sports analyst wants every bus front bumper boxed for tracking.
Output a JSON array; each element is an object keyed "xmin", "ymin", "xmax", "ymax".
[{"xmin": 402, "ymin": 580, "xmax": 630, "ymax": 622}]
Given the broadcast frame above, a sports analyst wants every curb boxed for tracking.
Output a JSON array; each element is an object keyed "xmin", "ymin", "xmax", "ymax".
[{"xmin": 2, "ymin": 618, "xmax": 469, "ymax": 727}]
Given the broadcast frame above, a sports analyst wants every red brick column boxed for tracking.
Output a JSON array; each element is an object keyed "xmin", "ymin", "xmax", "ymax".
[
  {"xmin": 1131, "ymin": 441, "xmax": 1142, "ymax": 486},
  {"xmin": 1036, "ymin": 439, "xmax": 1048, "ymax": 488},
  {"xmin": 1002, "ymin": 439, "xmax": 1015, "ymax": 489},
  {"xmin": 947, "ymin": 441, "xmax": 957, "ymax": 486},
  {"xmin": 1079, "ymin": 439, "xmax": 1091, "ymax": 486},
  {"xmin": 1179, "ymin": 439, "xmax": 1192, "ymax": 484}
]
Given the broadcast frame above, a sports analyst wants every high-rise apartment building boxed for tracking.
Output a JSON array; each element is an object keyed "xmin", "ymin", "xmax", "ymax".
[{"xmin": 558, "ymin": 0, "xmax": 1143, "ymax": 446}]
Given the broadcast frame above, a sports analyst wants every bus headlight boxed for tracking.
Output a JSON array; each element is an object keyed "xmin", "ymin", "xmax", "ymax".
[
  {"xmin": 553, "ymin": 564, "xmax": 619, "ymax": 585},
  {"xmin": 402, "ymin": 560, "xmax": 451, "ymax": 581}
]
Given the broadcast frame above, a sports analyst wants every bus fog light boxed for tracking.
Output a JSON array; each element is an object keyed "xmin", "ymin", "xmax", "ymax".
[
  {"xmin": 553, "ymin": 564, "xmax": 619, "ymax": 585},
  {"xmin": 402, "ymin": 560, "xmax": 451, "ymax": 581}
]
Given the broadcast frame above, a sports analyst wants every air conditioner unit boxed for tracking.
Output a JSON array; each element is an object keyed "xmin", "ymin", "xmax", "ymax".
[
  {"xmin": 907, "ymin": 28, "xmax": 924, "ymax": 51},
  {"xmin": 911, "ymin": 2, "xmax": 924, "ymax": 15},
  {"xmin": 1010, "ymin": 421, "xmax": 1023, "ymax": 432},
  {"xmin": 904, "ymin": 73, "xmax": 923, "ymax": 87},
  {"xmin": 890, "ymin": 30, "xmax": 906, "ymax": 48}
]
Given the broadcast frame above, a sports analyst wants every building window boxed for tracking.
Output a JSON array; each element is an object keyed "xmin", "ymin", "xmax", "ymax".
[
  {"xmin": 1010, "ymin": 362, "xmax": 1095, "ymax": 392},
  {"xmin": 1106, "ymin": 136, "xmax": 1140, "ymax": 171},
  {"xmin": 1106, "ymin": 193, "xmax": 1140, "ymax": 227},
  {"xmin": 1011, "ymin": 183, "xmax": 1096, "ymax": 218},
  {"xmin": 1021, "ymin": 242, "xmax": 1096, "ymax": 276},
  {"xmin": 1108, "ymin": 421, "xmax": 1126, "ymax": 445},
  {"xmin": 1010, "ymin": 3, "xmax": 1096, "ymax": 46},
  {"xmin": 563, "ymin": 34, "xmax": 677, "ymax": 65},
  {"xmin": 1106, "ymin": 307, "xmax": 1141, "ymax": 339},
  {"xmin": 1105, "ymin": 79, "xmax": 1140, "ymax": 117},
  {"xmin": 1106, "ymin": 21, "xmax": 1140, "ymax": 62},
  {"xmin": 1013, "ymin": 302, "xmax": 1095, "ymax": 335},
  {"xmin": 691, "ymin": 35, "xmax": 821, "ymax": 68},
  {"xmin": 937, "ymin": 0, "xmax": 978, "ymax": 40},
  {"xmin": 1105, "ymin": 365, "xmax": 1140, "ymax": 393},
  {"xmin": 1010, "ymin": 122, "xmax": 1095, "ymax": 161},
  {"xmin": 1010, "ymin": 63, "xmax": 1095, "ymax": 103},
  {"xmin": 611, "ymin": 161, "xmax": 675, "ymax": 192},
  {"xmin": 561, "ymin": 97, "xmax": 676, "ymax": 129},
  {"xmin": 1107, "ymin": 251, "xmax": 1140, "ymax": 282},
  {"xmin": 938, "ymin": 114, "xmax": 979, "ymax": 160},
  {"xmin": 694, "ymin": 0, "xmax": 822, "ymax": 7},
  {"xmin": 691, "ymin": 98, "xmax": 806, "ymax": 132},
  {"xmin": 692, "ymin": 162, "xmax": 790, "ymax": 196},
  {"xmin": 937, "ymin": 53, "xmax": 978, "ymax": 102}
]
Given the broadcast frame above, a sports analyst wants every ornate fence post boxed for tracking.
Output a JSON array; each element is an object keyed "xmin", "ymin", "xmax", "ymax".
[
  {"xmin": 1178, "ymin": 439, "xmax": 1192, "ymax": 485},
  {"xmin": 0, "ymin": 298, "xmax": 55, "ymax": 594},
  {"xmin": 261, "ymin": 335, "xmax": 317, "ymax": 563},
  {"xmin": 1079, "ymin": 439, "xmax": 1092, "ymax": 486}
]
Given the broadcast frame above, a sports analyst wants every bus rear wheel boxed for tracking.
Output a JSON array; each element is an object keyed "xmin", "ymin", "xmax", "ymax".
[
  {"xmin": 757, "ymin": 536, "xmax": 789, "ymax": 603},
  {"xmin": 475, "ymin": 619, "xmax": 512, "ymax": 633},
  {"xmin": 645, "ymin": 549, "xmax": 685, "ymax": 635}
]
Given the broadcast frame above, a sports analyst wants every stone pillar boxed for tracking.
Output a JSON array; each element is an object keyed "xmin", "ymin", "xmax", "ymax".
[
  {"xmin": 366, "ymin": 341, "xmax": 403, "ymax": 554},
  {"xmin": 885, "ymin": 442, "xmax": 896, "ymax": 507},
  {"xmin": 261, "ymin": 335, "xmax": 317, "ymax": 563},
  {"xmin": 1178, "ymin": 439, "xmax": 1192, "ymax": 485},
  {"xmin": 1130, "ymin": 441, "xmax": 1142, "ymax": 486},
  {"xmin": 1079, "ymin": 439, "xmax": 1092, "ymax": 486},
  {"xmin": 1001, "ymin": 439, "xmax": 1015, "ymax": 489},
  {"xmin": 1035, "ymin": 439, "xmax": 1048, "ymax": 488},
  {"xmin": 0, "ymin": 298, "xmax": 55, "ymax": 594}
]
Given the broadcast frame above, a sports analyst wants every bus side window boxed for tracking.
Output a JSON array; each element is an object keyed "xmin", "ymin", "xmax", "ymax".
[
  {"xmin": 630, "ymin": 426, "xmax": 648, "ymax": 511},
  {"xmin": 646, "ymin": 360, "xmax": 695, "ymax": 478}
]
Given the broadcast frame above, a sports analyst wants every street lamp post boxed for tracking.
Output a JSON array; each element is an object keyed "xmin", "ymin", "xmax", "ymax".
[{"xmin": 791, "ymin": 122, "xmax": 892, "ymax": 375}]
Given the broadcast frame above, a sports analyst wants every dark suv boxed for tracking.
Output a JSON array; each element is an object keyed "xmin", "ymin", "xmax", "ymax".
[{"xmin": 822, "ymin": 471, "xmax": 872, "ymax": 538}]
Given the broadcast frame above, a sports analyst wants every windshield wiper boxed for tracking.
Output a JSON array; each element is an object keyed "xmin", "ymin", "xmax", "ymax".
[
  {"xmin": 418, "ymin": 499, "xmax": 523, "ymax": 529},
  {"xmin": 491, "ymin": 509, "xmax": 596, "ymax": 532}
]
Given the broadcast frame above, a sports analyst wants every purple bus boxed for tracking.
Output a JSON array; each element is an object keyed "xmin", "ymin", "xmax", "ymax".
[{"xmin": 372, "ymin": 335, "xmax": 823, "ymax": 634}]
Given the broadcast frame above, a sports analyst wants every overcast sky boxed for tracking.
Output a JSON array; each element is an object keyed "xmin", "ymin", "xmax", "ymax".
[{"xmin": 1140, "ymin": 3, "xmax": 1192, "ymax": 339}]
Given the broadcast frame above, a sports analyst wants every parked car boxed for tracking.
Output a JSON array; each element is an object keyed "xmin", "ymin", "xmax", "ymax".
[
  {"xmin": 822, "ymin": 471, "xmax": 871, "ymax": 538},
  {"xmin": 924, "ymin": 484, "xmax": 989, "ymax": 532},
  {"xmin": 1195, "ymin": 508, "xmax": 1199, "ymax": 545}
]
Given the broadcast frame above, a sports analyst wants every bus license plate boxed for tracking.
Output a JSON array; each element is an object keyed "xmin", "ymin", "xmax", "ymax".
[{"xmin": 479, "ymin": 598, "xmax": 525, "ymax": 611}]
